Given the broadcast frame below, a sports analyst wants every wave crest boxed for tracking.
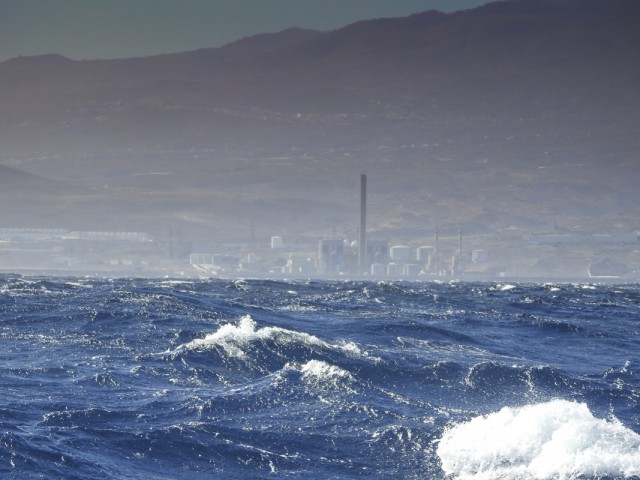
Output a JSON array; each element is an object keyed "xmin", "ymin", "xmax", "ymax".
[
  {"xmin": 297, "ymin": 359, "xmax": 354, "ymax": 385},
  {"xmin": 173, "ymin": 315, "xmax": 372, "ymax": 362},
  {"xmin": 437, "ymin": 399, "xmax": 640, "ymax": 479}
]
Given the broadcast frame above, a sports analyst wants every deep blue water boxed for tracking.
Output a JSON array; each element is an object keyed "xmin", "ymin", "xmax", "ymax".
[{"xmin": 1, "ymin": 276, "xmax": 639, "ymax": 479}]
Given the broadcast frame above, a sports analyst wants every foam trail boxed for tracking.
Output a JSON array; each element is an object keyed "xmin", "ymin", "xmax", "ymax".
[{"xmin": 437, "ymin": 399, "xmax": 640, "ymax": 480}]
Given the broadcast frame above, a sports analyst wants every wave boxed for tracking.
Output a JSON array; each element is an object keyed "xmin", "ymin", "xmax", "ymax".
[
  {"xmin": 3, "ymin": 277, "xmax": 639, "ymax": 479},
  {"xmin": 171, "ymin": 315, "xmax": 375, "ymax": 362},
  {"xmin": 437, "ymin": 399, "xmax": 640, "ymax": 480},
  {"xmin": 294, "ymin": 359, "xmax": 354, "ymax": 386}
]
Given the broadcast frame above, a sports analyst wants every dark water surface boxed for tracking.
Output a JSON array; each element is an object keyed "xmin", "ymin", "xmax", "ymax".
[{"xmin": 1, "ymin": 276, "xmax": 639, "ymax": 479}]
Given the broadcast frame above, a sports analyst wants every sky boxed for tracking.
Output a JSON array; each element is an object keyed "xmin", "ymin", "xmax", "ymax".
[{"xmin": 0, "ymin": 0, "xmax": 491, "ymax": 62}]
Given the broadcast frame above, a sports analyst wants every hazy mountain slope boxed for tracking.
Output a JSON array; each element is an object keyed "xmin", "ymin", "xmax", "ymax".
[
  {"xmin": 1, "ymin": 0, "xmax": 637, "ymax": 126},
  {"xmin": 0, "ymin": 164, "xmax": 72, "ymax": 193},
  {"xmin": 0, "ymin": 0, "xmax": 638, "ymax": 243}
]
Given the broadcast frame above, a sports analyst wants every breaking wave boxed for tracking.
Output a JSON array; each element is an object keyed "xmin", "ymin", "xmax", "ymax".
[
  {"xmin": 437, "ymin": 399, "xmax": 640, "ymax": 480},
  {"xmin": 171, "ymin": 314, "xmax": 375, "ymax": 362}
]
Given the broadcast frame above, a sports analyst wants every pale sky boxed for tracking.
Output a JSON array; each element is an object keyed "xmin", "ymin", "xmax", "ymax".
[{"xmin": 0, "ymin": 0, "xmax": 491, "ymax": 62}]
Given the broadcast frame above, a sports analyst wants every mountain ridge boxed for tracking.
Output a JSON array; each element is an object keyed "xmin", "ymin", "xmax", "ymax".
[
  {"xmin": 0, "ymin": 0, "xmax": 639, "ymax": 248},
  {"xmin": 1, "ymin": 1, "xmax": 637, "ymax": 100}
]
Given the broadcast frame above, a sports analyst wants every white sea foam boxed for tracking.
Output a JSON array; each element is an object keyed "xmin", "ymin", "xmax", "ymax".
[
  {"xmin": 281, "ymin": 360, "xmax": 355, "ymax": 393},
  {"xmin": 437, "ymin": 399, "xmax": 640, "ymax": 480},
  {"xmin": 64, "ymin": 281, "xmax": 94, "ymax": 289},
  {"xmin": 157, "ymin": 280, "xmax": 194, "ymax": 287},
  {"xmin": 299, "ymin": 359, "xmax": 353, "ymax": 383},
  {"xmin": 174, "ymin": 315, "xmax": 374, "ymax": 361}
]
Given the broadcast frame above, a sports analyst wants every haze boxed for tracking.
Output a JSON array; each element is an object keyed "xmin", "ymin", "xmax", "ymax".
[{"xmin": 0, "ymin": 0, "xmax": 639, "ymax": 280}]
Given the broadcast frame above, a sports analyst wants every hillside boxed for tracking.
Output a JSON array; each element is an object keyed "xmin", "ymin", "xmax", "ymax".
[{"xmin": 0, "ymin": 0, "xmax": 638, "ymax": 262}]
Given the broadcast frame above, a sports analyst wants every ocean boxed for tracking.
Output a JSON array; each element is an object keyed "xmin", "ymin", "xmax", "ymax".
[{"xmin": 0, "ymin": 276, "xmax": 639, "ymax": 479}]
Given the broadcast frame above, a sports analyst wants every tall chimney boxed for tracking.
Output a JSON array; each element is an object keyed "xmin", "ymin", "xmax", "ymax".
[
  {"xmin": 434, "ymin": 226, "xmax": 439, "ymax": 275},
  {"xmin": 358, "ymin": 174, "xmax": 367, "ymax": 272}
]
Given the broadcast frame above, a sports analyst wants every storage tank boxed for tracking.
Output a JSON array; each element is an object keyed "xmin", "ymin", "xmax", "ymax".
[
  {"xmin": 403, "ymin": 263, "xmax": 421, "ymax": 276},
  {"xmin": 387, "ymin": 262, "xmax": 403, "ymax": 276},
  {"xmin": 390, "ymin": 245, "xmax": 412, "ymax": 262},
  {"xmin": 370, "ymin": 263, "xmax": 385, "ymax": 276},
  {"xmin": 417, "ymin": 246, "xmax": 435, "ymax": 262}
]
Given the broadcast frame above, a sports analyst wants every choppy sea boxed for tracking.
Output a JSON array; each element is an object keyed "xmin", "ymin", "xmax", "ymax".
[{"xmin": 1, "ymin": 276, "xmax": 639, "ymax": 479}]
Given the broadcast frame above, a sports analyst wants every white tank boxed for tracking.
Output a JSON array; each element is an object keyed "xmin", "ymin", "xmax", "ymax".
[
  {"xmin": 403, "ymin": 264, "xmax": 421, "ymax": 276},
  {"xmin": 387, "ymin": 262, "xmax": 403, "ymax": 276},
  {"xmin": 417, "ymin": 246, "xmax": 435, "ymax": 262},
  {"xmin": 370, "ymin": 263, "xmax": 386, "ymax": 276},
  {"xmin": 390, "ymin": 245, "xmax": 412, "ymax": 262}
]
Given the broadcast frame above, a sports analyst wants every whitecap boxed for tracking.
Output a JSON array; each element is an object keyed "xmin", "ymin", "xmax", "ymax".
[
  {"xmin": 280, "ymin": 360, "xmax": 355, "ymax": 393},
  {"xmin": 437, "ymin": 399, "xmax": 640, "ymax": 480},
  {"xmin": 157, "ymin": 280, "xmax": 194, "ymax": 287},
  {"xmin": 172, "ymin": 315, "xmax": 375, "ymax": 361},
  {"xmin": 298, "ymin": 359, "xmax": 353, "ymax": 383}
]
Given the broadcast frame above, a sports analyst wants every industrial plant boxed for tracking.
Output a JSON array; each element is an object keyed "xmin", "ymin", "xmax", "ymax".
[
  {"xmin": 1, "ymin": 174, "xmax": 639, "ymax": 281},
  {"xmin": 185, "ymin": 174, "xmax": 640, "ymax": 281}
]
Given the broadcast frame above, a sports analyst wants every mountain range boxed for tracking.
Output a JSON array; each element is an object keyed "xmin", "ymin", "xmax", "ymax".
[{"xmin": 0, "ymin": 0, "xmax": 639, "ymax": 257}]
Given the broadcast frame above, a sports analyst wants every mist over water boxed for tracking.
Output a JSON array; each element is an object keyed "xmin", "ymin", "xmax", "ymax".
[{"xmin": 1, "ymin": 276, "xmax": 639, "ymax": 478}]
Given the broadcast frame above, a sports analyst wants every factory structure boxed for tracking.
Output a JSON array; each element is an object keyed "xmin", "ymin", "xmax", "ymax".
[
  {"xmin": 1, "ymin": 175, "xmax": 638, "ymax": 280},
  {"xmin": 0, "ymin": 228, "xmax": 192, "ymax": 276},
  {"xmin": 189, "ymin": 233, "xmax": 479, "ymax": 279},
  {"xmin": 189, "ymin": 174, "xmax": 491, "ymax": 279},
  {"xmin": 186, "ymin": 174, "xmax": 640, "ymax": 281},
  {"xmin": 313, "ymin": 175, "xmax": 472, "ymax": 278}
]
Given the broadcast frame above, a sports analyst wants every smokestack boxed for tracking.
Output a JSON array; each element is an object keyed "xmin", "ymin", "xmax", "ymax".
[
  {"xmin": 457, "ymin": 227, "xmax": 463, "ymax": 275},
  {"xmin": 358, "ymin": 174, "xmax": 367, "ymax": 272},
  {"xmin": 434, "ymin": 226, "xmax": 439, "ymax": 275}
]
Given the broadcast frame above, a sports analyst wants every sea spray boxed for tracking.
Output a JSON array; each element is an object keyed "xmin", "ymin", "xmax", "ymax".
[{"xmin": 437, "ymin": 399, "xmax": 640, "ymax": 479}]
